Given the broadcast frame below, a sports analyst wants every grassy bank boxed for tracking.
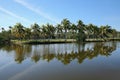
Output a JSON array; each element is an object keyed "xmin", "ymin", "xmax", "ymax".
[
  {"xmin": 86, "ymin": 38, "xmax": 120, "ymax": 42},
  {"xmin": 11, "ymin": 39, "xmax": 76, "ymax": 44},
  {"xmin": 11, "ymin": 38, "xmax": 120, "ymax": 44}
]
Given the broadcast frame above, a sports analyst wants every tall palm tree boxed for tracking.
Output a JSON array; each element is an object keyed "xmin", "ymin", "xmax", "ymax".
[
  {"xmin": 61, "ymin": 18, "xmax": 71, "ymax": 41},
  {"xmin": 71, "ymin": 24, "xmax": 77, "ymax": 39},
  {"xmin": 8, "ymin": 26, "xmax": 12, "ymax": 40},
  {"xmin": 86, "ymin": 24, "xmax": 92, "ymax": 39},
  {"xmin": 31, "ymin": 23, "xmax": 40, "ymax": 39},
  {"xmin": 11, "ymin": 23, "xmax": 25, "ymax": 40},
  {"xmin": 41, "ymin": 25, "xmax": 47, "ymax": 39},
  {"xmin": 1, "ymin": 27, "xmax": 5, "ymax": 32},
  {"xmin": 76, "ymin": 20, "xmax": 86, "ymax": 42},
  {"xmin": 46, "ymin": 23, "xmax": 56, "ymax": 40},
  {"xmin": 56, "ymin": 24, "xmax": 63, "ymax": 39},
  {"xmin": 24, "ymin": 28, "xmax": 31, "ymax": 39},
  {"xmin": 77, "ymin": 20, "xmax": 85, "ymax": 32}
]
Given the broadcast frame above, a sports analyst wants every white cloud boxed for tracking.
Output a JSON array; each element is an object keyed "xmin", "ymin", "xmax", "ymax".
[
  {"xmin": 0, "ymin": 6, "xmax": 31, "ymax": 23},
  {"xmin": 14, "ymin": 0, "xmax": 59, "ymax": 23}
]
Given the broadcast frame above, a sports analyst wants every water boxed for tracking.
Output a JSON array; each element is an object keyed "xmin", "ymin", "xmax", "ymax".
[{"xmin": 0, "ymin": 42, "xmax": 120, "ymax": 80}]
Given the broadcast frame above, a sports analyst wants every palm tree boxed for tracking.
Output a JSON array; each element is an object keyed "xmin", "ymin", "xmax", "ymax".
[
  {"xmin": 86, "ymin": 24, "xmax": 91, "ymax": 39},
  {"xmin": 46, "ymin": 23, "xmax": 56, "ymax": 39},
  {"xmin": 93, "ymin": 25, "xmax": 99, "ymax": 38},
  {"xmin": 8, "ymin": 26, "xmax": 12, "ymax": 40},
  {"xmin": 76, "ymin": 20, "xmax": 86, "ymax": 42},
  {"xmin": 9, "ymin": 26, "xmax": 12, "ymax": 32},
  {"xmin": 105, "ymin": 25, "xmax": 114, "ymax": 38},
  {"xmin": 56, "ymin": 24, "xmax": 63, "ymax": 39},
  {"xmin": 11, "ymin": 23, "xmax": 25, "ymax": 40},
  {"xmin": 99, "ymin": 25, "xmax": 113, "ymax": 39},
  {"xmin": 77, "ymin": 20, "xmax": 85, "ymax": 31},
  {"xmin": 71, "ymin": 24, "xmax": 77, "ymax": 39},
  {"xmin": 112, "ymin": 29, "xmax": 117, "ymax": 39},
  {"xmin": 61, "ymin": 18, "xmax": 71, "ymax": 41},
  {"xmin": 1, "ymin": 27, "xmax": 5, "ymax": 32},
  {"xmin": 24, "ymin": 28, "xmax": 31, "ymax": 39},
  {"xmin": 31, "ymin": 23, "xmax": 40, "ymax": 39},
  {"xmin": 50, "ymin": 25, "xmax": 56, "ymax": 39},
  {"xmin": 87, "ymin": 24, "xmax": 99, "ymax": 38},
  {"xmin": 41, "ymin": 25, "xmax": 47, "ymax": 39}
]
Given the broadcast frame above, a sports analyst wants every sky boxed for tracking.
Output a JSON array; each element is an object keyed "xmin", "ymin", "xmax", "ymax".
[{"xmin": 0, "ymin": 0, "xmax": 120, "ymax": 31}]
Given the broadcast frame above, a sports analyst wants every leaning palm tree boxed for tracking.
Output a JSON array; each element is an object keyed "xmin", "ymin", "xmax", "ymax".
[
  {"xmin": 99, "ymin": 25, "xmax": 113, "ymax": 39},
  {"xmin": 61, "ymin": 18, "xmax": 71, "ymax": 41},
  {"xmin": 86, "ymin": 24, "xmax": 99, "ymax": 39},
  {"xmin": 105, "ymin": 25, "xmax": 114, "ymax": 38}
]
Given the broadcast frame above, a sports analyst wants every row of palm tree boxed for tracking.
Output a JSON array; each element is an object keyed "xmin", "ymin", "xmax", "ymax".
[{"xmin": 0, "ymin": 18, "xmax": 119, "ymax": 42}]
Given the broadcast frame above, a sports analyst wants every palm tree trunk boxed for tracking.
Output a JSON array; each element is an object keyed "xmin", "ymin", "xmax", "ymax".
[{"xmin": 65, "ymin": 29, "xmax": 67, "ymax": 41}]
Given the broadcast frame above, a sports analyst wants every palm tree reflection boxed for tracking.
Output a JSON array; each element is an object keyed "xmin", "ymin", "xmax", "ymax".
[{"xmin": 0, "ymin": 42, "xmax": 116, "ymax": 64}]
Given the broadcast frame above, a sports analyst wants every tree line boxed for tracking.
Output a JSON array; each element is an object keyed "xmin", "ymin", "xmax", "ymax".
[{"xmin": 0, "ymin": 18, "xmax": 119, "ymax": 43}]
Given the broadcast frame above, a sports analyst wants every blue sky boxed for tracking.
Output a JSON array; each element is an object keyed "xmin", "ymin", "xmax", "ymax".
[{"xmin": 0, "ymin": 0, "xmax": 120, "ymax": 30}]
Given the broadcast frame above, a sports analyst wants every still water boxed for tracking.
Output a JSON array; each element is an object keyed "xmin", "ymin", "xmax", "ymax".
[{"xmin": 0, "ymin": 42, "xmax": 120, "ymax": 80}]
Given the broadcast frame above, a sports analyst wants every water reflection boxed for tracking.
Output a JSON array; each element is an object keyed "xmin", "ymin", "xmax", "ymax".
[{"xmin": 0, "ymin": 42, "xmax": 116, "ymax": 64}]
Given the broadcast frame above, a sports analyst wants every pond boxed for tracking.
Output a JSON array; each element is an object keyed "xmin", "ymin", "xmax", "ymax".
[{"xmin": 0, "ymin": 42, "xmax": 120, "ymax": 80}]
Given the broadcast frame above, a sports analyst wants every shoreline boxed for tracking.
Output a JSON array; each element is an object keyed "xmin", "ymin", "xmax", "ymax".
[{"xmin": 11, "ymin": 38, "xmax": 120, "ymax": 45}]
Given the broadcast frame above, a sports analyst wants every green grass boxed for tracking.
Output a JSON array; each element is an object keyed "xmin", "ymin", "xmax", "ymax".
[
  {"xmin": 11, "ymin": 38, "xmax": 120, "ymax": 44},
  {"xmin": 11, "ymin": 39, "xmax": 76, "ymax": 44},
  {"xmin": 86, "ymin": 38, "xmax": 120, "ymax": 42}
]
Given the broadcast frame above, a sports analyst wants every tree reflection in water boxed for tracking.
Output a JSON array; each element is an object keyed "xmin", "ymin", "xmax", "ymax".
[{"xmin": 0, "ymin": 42, "xmax": 116, "ymax": 64}]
